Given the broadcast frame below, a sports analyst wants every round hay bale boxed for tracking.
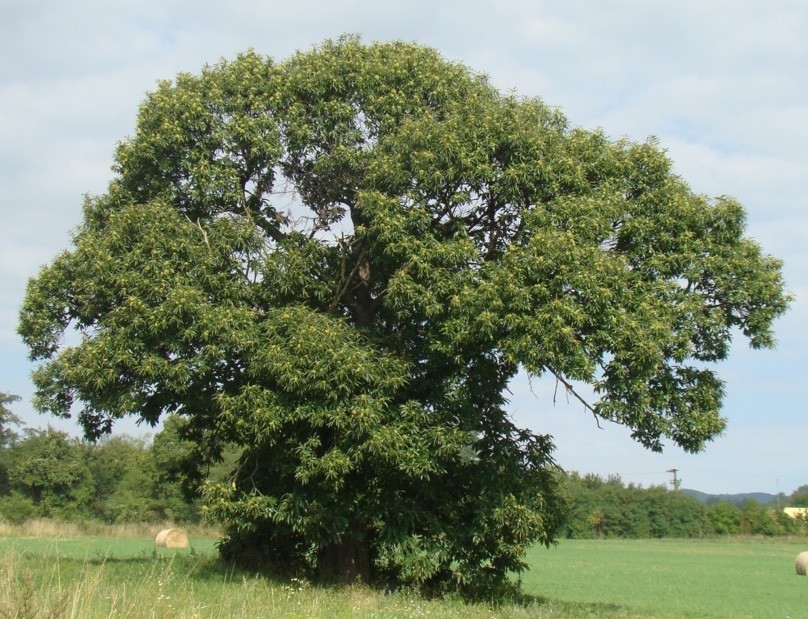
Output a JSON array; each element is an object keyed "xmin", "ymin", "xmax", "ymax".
[
  {"xmin": 797, "ymin": 551, "xmax": 808, "ymax": 576},
  {"xmin": 155, "ymin": 528, "xmax": 189, "ymax": 549}
]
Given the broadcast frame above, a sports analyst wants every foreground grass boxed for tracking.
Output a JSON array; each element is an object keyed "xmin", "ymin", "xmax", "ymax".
[
  {"xmin": 0, "ymin": 525, "xmax": 805, "ymax": 618},
  {"xmin": 0, "ymin": 525, "xmax": 583, "ymax": 619}
]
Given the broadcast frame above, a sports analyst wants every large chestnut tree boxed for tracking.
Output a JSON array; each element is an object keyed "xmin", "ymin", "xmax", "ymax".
[{"xmin": 19, "ymin": 38, "xmax": 789, "ymax": 596}]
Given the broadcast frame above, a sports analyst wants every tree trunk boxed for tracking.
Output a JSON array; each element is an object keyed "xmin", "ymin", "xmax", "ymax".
[{"xmin": 317, "ymin": 533, "xmax": 372, "ymax": 583}]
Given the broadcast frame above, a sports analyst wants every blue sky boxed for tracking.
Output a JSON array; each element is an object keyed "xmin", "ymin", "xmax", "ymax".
[{"xmin": 1, "ymin": 0, "xmax": 805, "ymax": 495}]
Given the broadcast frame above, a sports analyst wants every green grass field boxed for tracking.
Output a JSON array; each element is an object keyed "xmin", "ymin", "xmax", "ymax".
[
  {"xmin": 523, "ymin": 538, "xmax": 807, "ymax": 618},
  {"xmin": 0, "ymin": 525, "xmax": 804, "ymax": 618}
]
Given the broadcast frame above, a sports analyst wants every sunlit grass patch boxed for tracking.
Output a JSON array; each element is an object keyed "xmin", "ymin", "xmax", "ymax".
[{"xmin": 522, "ymin": 538, "xmax": 808, "ymax": 618}]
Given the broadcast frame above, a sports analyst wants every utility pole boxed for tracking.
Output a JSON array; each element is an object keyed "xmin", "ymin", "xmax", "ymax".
[{"xmin": 667, "ymin": 468, "xmax": 681, "ymax": 492}]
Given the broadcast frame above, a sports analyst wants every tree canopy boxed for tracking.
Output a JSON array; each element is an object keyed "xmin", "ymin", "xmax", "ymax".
[{"xmin": 18, "ymin": 37, "xmax": 789, "ymax": 596}]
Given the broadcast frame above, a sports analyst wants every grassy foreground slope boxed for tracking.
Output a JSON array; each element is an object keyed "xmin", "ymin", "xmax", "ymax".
[{"xmin": 0, "ymin": 526, "xmax": 805, "ymax": 618}]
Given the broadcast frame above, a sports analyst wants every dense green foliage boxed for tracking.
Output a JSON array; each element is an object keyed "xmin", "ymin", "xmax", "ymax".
[
  {"xmin": 17, "ymin": 37, "xmax": 789, "ymax": 596},
  {"xmin": 0, "ymin": 397, "xmax": 805, "ymax": 539},
  {"xmin": 789, "ymin": 484, "xmax": 808, "ymax": 507},
  {"xmin": 1, "ymin": 412, "xmax": 804, "ymax": 540},
  {"xmin": 0, "ymin": 413, "xmax": 230, "ymax": 525}
]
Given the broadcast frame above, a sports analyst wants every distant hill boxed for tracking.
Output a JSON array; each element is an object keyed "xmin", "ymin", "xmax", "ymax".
[{"xmin": 682, "ymin": 489, "xmax": 778, "ymax": 506}]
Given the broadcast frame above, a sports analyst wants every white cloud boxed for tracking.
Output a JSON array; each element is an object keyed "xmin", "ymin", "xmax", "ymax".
[{"xmin": 662, "ymin": 139, "xmax": 807, "ymax": 213}]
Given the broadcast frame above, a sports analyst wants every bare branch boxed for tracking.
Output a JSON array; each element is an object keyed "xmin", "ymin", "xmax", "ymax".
[
  {"xmin": 185, "ymin": 215, "xmax": 210, "ymax": 249},
  {"xmin": 547, "ymin": 367, "xmax": 603, "ymax": 430}
]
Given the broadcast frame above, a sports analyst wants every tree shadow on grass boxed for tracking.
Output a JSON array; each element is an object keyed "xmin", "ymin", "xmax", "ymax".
[{"xmin": 473, "ymin": 586, "xmax": 627, "ymax": 617}]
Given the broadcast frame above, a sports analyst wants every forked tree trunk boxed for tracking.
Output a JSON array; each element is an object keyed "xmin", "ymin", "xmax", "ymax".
[{"xmin": 317, "ymin": 534, "xmax": 372, "ymax": 583}]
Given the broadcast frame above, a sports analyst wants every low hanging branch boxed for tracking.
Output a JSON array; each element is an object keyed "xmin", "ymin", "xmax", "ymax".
[{"xmin": 548, "ymin": 367, "xmax": 603, "ymax": 430}]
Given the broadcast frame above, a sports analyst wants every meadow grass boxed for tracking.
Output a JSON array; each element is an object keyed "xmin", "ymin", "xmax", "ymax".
[
  {"xmin": 0, "ymin": 524, "xmax": 550, "ymax": 619},
  {"xmin": 523, "ymin": 537, "xmax": 808, "ymax": 619},
  {"xmin": 0, "ymin": 524, "xmax": 805, "ymax": 618}
]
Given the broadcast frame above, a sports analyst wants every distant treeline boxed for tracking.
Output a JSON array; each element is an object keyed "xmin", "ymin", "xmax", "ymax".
[
  {"xmin": 0, "ymin": 415, "xmax": 231, "ymax": 525},
  {"xmin": 0, "ymin": 411, "xmax": 806, "ymax": 537},
  {"xmin": 562, "ymin": 472, "xmax": 808, "ymax": 538}
]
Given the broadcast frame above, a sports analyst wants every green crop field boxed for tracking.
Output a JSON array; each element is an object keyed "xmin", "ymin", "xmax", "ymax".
[
  {"xmin": 0, "ymin": 527, "xmax": 804, "ymax": 618},
  {"xmin": 523, "ymin": 538, "xmax": 807, "ymax": 618}
]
